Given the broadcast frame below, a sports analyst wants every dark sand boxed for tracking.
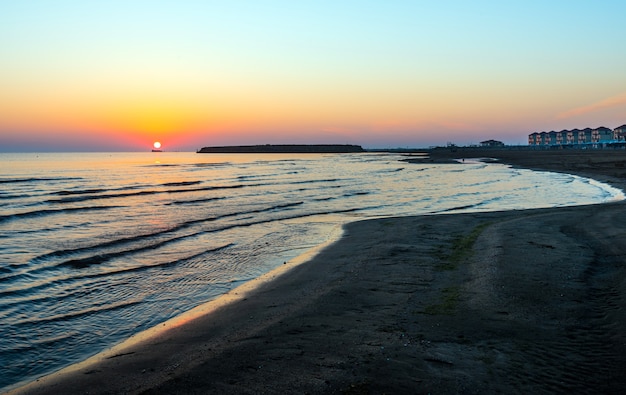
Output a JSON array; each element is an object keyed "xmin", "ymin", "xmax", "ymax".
[{"xmin": 8, "ymin": 149, "xmax": 626, "ymax": 394}]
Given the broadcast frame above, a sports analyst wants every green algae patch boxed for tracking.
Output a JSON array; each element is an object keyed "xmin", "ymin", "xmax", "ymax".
[
  {"xmin": 437, "ymin": 222, "xmax": 490, "ymax": 270},
  {"xmin": 424, "ymin": 286, "xmax": 461, "ymax": 315}
]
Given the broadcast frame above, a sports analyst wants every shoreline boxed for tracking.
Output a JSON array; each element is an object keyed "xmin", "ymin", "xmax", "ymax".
[
  {"xmin": 422, "ymin": 147, "xmax": 626, "ymax": 190},
  {"xmin": 4, "ymin": 226, "xmax": 345, "ymax": 394},
  {"xmin": 8, "ymin": 150, "xmax": 626, "ymax": 394}
]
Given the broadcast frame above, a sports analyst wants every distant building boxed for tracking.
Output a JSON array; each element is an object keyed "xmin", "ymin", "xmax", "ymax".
[
  {"xmin": 565, "ymin": 129, "xmax": 575, "ymax": 144},
  {"xmin": 614, "ymin": 124, "xmax": 626, "ymax": 141},
  {"xmin": 480, "ymin": 139, "xmax": 504, "ymax": 147},
  {"xmin": 592, "ymin": 126, "xmax": 613, "ymax": 143},
  {"xmin": 578, "ymin": 128, "xmax": 593, "ymax": 144},
  {"xmin": 528, "ymin": 124, "xmax": 626, "ymax": 146},
  {"xmin": 554, "ymin": 131, "xmax": 562, "ymax": 145},
  {"xmin": 548, "ymin": 131, "xmax": 558, "ymax": 145}
]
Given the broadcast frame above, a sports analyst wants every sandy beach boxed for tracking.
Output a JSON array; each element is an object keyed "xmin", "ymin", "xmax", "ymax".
[{"xmin": 8, "ymin": 149, "xmax": 626, "ymax": 394}]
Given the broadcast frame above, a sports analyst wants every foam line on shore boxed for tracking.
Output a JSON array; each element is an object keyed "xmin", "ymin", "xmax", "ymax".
[{"xmin": 465, "ymin": 156, "xmax": 626, "ymax": 203}]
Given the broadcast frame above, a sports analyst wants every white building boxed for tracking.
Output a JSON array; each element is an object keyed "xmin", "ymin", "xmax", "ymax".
[
  {"xmin": 614, "ymin": 124, "xmax": 626, "ymax": 141},
  {"xmin": 575, "ymin": 128, "xmax": 592, "ymax": 144},
  {"xmin": 592, "ymin": 126, "xmax": 613, "ymax": 143},
  {"xmin": 566, "ymin": 129, "xmax": 576, "ymax": 144}
]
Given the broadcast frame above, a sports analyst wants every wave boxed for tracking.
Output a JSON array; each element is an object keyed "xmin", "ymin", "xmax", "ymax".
[
  {"xmin": 463, "ymin": 179, "xmax": 500, "ymax": 188},
  {"xmin": 237, "ymin": 174, "xmax": 269, "ymax": 180},
  {"xmin": 0, "ymin": 177, "xmax": 82, "ymax": 184},
  {"xmin": 141, "ymin": 163, "xmax": 182, "ymax": 168},
  {"xmin": 160, "ymin": 178, "xmax": 347, "ymax": 207},
  {"xmin": 46, "ymin": 190, "xmax": 159, "ymax": 203},
  {"xmin": 375, "ymin": 167, "xmax": 405, "ymax": 173},
  {"xmin": 182, "ymin": 201, "xmax": 305, "ymax": 227},
  {"xmin": 56, "ymin": 235, "xmax": 234, "ymax": 270},
  {"xmin": 431, "ymin": 204, "xmax": 481, "ymax": 213},
  {"xmin": 39, "ymin": 176, "xmax": 350, "ymax": 206},
  {"xmin": 7, "ymin": 330, "xmax": 77, "ymax": 353},
  {"xmin": 15, "ymin": 300, "xmax": 142, "ymax": 326},
  {"xmin": 288, "ymin": 178, "xmax": 339, "ymax": 185},
  {"xmin": 0, "ymin": 206, "xmax": 123, "ymax": 224},
  {"xmin": 22, "ymin": 201, "xmax": 306, "ymax": 270},
  {"xmin": 161, "ymin": 181, "xmax": 202, "ymax": 187},
  {"xmin": 0, "ymin": 243, "xmax": 235, "ymax": 302},
  {"xmin": 81, "ymin": 243, "xmax": 234, "ymax": 277},
  {"xmin": 192, "ymin": 162, "xmax": 232, "ymax": 168},
  {"xmin": 0, "ymin": 193, "xmax": 31, "ymax": 200},
  {"xmin": 53, "ymin": 188, "xmax": 108, "ymax": 196},
  {"xmin": 312, "ymin": 196, "xmax": 336, "ymax": 202},
  {"xmin": 343, "ymin": 191, "xmax": 370, "ymax": 197},
  {"xmin": 45, "ymin": 184, "xmax": 251, "ymax": 204},
  {"xmin": 2, "ymin": 202, "xmax": 356, "ymax": 291},
  {"xmin": 165, "ymin": 196, "xmax": 226, "ymax": 206}
]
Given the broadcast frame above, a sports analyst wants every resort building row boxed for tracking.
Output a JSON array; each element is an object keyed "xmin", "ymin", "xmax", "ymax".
[{"xmin": 529, "ymin": 125, "xmax": 626, "ymax": 146}]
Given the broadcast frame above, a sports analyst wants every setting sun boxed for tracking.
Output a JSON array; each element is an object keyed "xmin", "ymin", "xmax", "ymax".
[{"xmin": 153, "ymin": 141, "xmax": 161, "ymax": 149}]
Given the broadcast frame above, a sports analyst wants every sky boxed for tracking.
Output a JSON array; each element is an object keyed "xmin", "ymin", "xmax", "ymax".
[{"xmin": 1, "ymin": 1, "xmax": 625, "ymax": 152}]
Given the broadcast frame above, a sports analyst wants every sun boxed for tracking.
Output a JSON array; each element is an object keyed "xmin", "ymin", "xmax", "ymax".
[{"xmin": 153, "ymin": 141, "xmax": 162, "ymax": 149}]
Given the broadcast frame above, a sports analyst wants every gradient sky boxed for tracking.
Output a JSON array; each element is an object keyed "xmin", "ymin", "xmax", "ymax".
[{"xmin": 1, "ymin": 1, "xmax": 625, "ymax": 151}]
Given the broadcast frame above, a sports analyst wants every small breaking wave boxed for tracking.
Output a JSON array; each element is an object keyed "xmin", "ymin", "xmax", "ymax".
[
  {"xmin": 0, "ymin": 206, "xmax": 123, "ymax": 224},
  {"xmin": 161, "ymin": 181, "xmax": 202, "ymax": 187},
  {"xmin": 0, "ymin": 177, "xmax": 82, "ymax": 184},
  {"xmin": 45, "ymin": 184, "xmax": 252, "ymax": 204},
  {"xmin": 15, "ymin": 300, "xmax": 143, "ymax": 326}
]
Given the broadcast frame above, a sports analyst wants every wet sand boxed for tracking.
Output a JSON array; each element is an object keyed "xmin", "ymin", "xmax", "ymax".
[{"xmin": 9, "ymin": 149, "xmax": 626, "ymax": 394}]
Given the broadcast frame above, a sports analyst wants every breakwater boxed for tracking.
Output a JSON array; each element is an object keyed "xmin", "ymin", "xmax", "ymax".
[{"xmin": 197, "ymin": 144, "xmax": 365, "ymax": 153}]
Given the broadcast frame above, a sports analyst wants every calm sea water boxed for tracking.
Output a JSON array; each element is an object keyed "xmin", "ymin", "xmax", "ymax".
[{"xmin": 0, "ymin": 152, "xmax": 623, "ymax": 390}]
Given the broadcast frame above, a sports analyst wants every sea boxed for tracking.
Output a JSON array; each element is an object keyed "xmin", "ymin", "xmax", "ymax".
[{"xmin": 0, "ymin": 151, "xmax": 623, "ymax": 391}]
